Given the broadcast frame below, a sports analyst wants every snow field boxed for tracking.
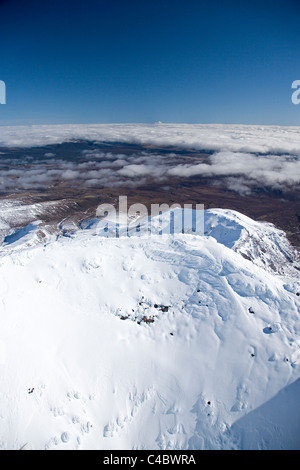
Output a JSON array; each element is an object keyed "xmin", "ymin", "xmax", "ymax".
[{"xmin": 0, "ymin": 209, "xmax": 299, "ymax": 449}]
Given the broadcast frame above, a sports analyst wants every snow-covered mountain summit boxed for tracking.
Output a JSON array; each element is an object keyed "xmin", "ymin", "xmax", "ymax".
[
  {"xmin": 0, "ymin": 208, "xmax": 299, "ymax": 450},
  {"xmin": 81, "ymin": 207, "xmax": 300, "ymax": 277}
]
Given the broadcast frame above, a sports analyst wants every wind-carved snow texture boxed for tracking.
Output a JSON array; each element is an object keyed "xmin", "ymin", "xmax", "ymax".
[{"xmin": 0, "ymin": 208, "xmax": 299, "ymax": 450}]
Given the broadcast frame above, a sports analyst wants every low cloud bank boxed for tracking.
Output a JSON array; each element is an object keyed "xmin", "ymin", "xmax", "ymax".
[
  {"xmin": 1, "ymin": 123, "xmax": 300, "ymax": 154},
  {"xmin": 168, "ymin": 151, "xmax": 300, "ymax": 193},
  {"xmin": 0, "ymin": 124, "xmax": 299, "ymax": 195}
]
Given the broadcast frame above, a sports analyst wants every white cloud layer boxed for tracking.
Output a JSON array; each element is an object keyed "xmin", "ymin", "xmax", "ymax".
[
  {"xmin": 1, "ymin": 123, "xmax": 300, "ymax": 154},
  {"xmin": 0, "ymin": 124, "xmax": 299, "ymax": 195}
]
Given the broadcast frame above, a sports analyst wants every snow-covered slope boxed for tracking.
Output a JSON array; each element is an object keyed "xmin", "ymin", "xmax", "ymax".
[
  {"xmin": 203, "ymin": 209, "xmax": 300, "ymax": 277},
  {"xmin": 0, "ymin": 209, "xmax": 299, "ymax": 450}
]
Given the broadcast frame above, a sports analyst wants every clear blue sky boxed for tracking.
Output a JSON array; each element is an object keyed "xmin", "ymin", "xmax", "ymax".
[{"xmin": 1, "ymin": 0, "xmax": 300, "ymax": 126}]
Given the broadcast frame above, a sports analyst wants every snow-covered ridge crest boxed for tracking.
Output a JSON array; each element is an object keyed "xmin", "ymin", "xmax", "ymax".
[
  {"xmin": 204, "ymin": 209, "xmax": 300, "ymax": 277},
  {"xmin": 78, "ymin": 207, "xmax": 300, "ymax": 277},
  {"xmin": 1, "ymin": 206, "xmax": 299, "ymax": 278}
]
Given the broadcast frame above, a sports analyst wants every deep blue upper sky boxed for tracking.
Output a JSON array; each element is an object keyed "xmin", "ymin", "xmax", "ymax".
[{"xmin": 1, "ymin": 0, "xmax": 300, "ymax": 126}]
